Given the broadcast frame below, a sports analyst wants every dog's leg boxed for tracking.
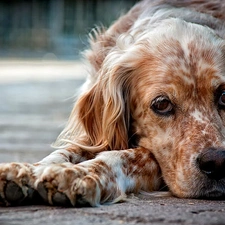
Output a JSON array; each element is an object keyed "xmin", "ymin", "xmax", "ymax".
[
  {"xmin": 36, "ymin": 148, "xmax": 96, "ymax": 165},
  {"xmin": 0, "ymin": 148, "xmax": 97, "ymax": 206},
  {"xmin": 35, "ymin": 147, "xmax": 162, "ymax": 206}
]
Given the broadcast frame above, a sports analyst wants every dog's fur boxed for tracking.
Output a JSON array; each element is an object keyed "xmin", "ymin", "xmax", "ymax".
[{"xmin": 1, "ymin": 0, "xmax": 225, "ymax": 206}]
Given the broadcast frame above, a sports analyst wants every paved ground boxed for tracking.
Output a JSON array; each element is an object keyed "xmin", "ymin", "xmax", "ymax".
[
  {"xmin": 0, "ymin": 60, "xmax": 225, "ymax": 225},
  {"xmin": 0, "ymin": 60, "xmax": 85, "ymax": 163}
]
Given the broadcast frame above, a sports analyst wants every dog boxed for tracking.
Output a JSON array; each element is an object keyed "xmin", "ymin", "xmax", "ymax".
[{"xmin": 1, "ymin": 0, "xmax": 225, "ymax": 206}]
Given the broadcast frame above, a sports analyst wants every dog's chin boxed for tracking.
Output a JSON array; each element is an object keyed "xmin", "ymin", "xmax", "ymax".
[
  {"xmin": 197, "ymin": 179, "xmax": 225, "ymax": 199},
  {"xmin": 172, "ymin": 179, "xmax": 225, "ymax": 200}
]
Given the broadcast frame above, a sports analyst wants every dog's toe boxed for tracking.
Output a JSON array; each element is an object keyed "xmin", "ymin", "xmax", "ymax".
[{"xmin": 37, "ymin": 182, "xmax": 72, "ymax": 206}]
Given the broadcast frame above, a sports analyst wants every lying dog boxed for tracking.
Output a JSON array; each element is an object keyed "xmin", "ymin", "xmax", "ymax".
[{"xmin": 1, "ymin": 0, "xmax": 225, "ymax": 206}]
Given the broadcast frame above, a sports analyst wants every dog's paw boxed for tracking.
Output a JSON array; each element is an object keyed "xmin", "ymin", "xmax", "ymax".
[
  {"xmin": 0, "ymin": 163, "xmax": 40, "ymax": 206},
  {"xmin": 36, "ymin": 164, "xmax": 101, "ymax": 207}
]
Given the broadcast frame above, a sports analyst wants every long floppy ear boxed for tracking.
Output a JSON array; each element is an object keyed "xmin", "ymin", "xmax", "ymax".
[
  {"xmin": 55, "ymin": 27, "xmax": 144, "ymax": 151},
  {"xmin": 77, "ymin": 64, "xmax": 131, "ymax": 151}
]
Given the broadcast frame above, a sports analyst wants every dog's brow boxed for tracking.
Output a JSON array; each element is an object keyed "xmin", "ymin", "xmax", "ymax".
[{"xmin": 190, "ymin": 110, "xmax": 206, "ymax": 123}]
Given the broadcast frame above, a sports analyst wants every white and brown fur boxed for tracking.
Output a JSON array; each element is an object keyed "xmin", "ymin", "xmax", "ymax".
[{"xmin": 1, "ymin": 0, "xmax": 225, "ymax": 206}]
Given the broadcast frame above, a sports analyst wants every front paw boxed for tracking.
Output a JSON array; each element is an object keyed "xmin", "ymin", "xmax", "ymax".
[
  {"xmin": 36, "ymin": 164, "xmax": 101, "ymax": 207},
  {"xmin": 0, "ymin": 163, "xmax": 40, "ymax": 206}
]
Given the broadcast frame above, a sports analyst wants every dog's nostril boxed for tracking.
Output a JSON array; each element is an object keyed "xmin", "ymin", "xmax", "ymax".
[
  {"xmin": 198, "ymin": 160, "xmax": 215, "ymax": 175},
  {"xmin": 197, "ymin": 148, "xmax": 225, "ymax": 180}
]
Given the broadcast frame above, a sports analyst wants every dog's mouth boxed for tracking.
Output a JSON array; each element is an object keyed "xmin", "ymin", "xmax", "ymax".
[
  {"xmin": 196, "ymin": 180, "xmax": 225, "ymax": 199},
  {"xmin": 166, "ymin": 178, "xmax": 225, "ymax": 199},
  {"xmin": 168, "ymin": 179, "xmax": 225, "ymax": 200}
]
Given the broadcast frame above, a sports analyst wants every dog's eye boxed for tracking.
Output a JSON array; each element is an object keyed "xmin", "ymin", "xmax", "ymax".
[
  {"xmin": 218, "ymin": 91, "xmax": 225, "ymax": 108},
  {"xmin": 151, "ymin": 96, "xmax": 174, "ymax": 116}
]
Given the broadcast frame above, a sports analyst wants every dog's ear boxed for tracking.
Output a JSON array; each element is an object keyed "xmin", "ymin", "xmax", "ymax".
[
  {"xmin": 55, "ymin": 33, "xmax": 143, "ymax": 151},
  {"xmin": 77, "ymin": 65, "xmax": 131, "ymax": 151}
]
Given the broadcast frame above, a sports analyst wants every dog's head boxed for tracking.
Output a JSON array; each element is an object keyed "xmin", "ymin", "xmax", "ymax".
[
  {"xmin": 65, "ymin": 18, "xmax": 225, "ymax": 198},
  {"xmin": 129, "ymin": 19, "xmax": 225, "ymax": 198},
  {"xmin": 130, "ymin": 19, "xmax": 225, "ymax": 198}
]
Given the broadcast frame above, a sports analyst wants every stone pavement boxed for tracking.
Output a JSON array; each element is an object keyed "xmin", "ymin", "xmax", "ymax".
[
  {"xmin": 0, "ymin": 60, "xmax": 225, "ymax": 225},
  {"xmin": 0, "ymin": 195, "xmax": 225, "ymax": 225}
]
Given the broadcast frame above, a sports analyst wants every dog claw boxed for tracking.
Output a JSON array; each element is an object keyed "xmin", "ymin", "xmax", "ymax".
[
  {"xmin": 3, "ymin": 181, "xmax": 42, "ymax": 206},
  {"xmin": 4, "ymin": 181, "xmax": 25, "ymax": 204},
  {"xmin": 36, "ymin": 182, "xmax": 48, "ymax": 203},
  {"xmin": 52, "ymin": 192, "xmax": 71, "ymax": 206}
]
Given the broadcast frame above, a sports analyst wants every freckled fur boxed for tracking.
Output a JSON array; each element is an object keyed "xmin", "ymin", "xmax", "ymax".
[{"xmin": 1, "ymin": 0, "xmax": 225, "ymax": 206}]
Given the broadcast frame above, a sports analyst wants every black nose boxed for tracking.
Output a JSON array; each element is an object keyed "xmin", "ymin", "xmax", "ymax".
[{"xmin": 197, "ymin": 148, "xmax": 225, "ymax": 180}]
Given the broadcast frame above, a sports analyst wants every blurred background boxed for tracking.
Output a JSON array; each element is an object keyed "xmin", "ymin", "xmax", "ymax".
[
  {"xmin": 0, "ymin": 0, "xmax": 138, "ymax": 163},
  {"xmin": 0, "ymin": 0, "xmax": 138, "ymax": 59}
]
